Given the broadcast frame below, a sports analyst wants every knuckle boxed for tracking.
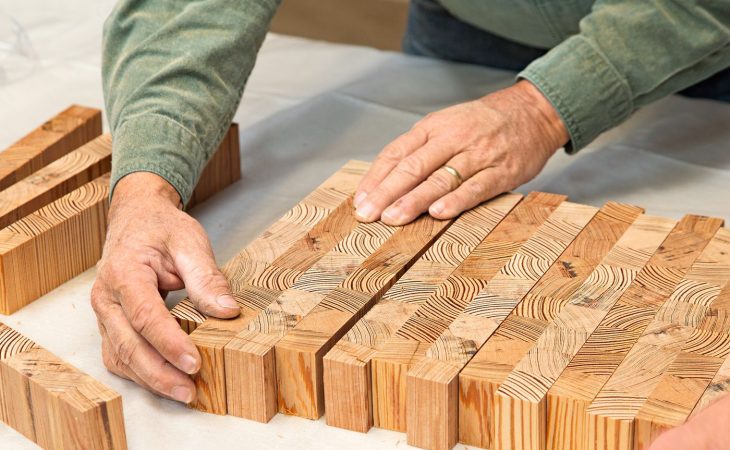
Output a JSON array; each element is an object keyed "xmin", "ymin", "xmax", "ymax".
[
  {"xmin": 463, "ymin": 179, "xmax": 486, "ymax": 200},
  {"xmin": 427, "ymin": 171, "xmax": 455, "ymax": 192},
  {"xmin": 114, "ymin": 337, "xmax": 139, "ymax": 366},
  {"xmin": 394, "ymin": 157, "xmax": 426, "ymax": 180},
  {"xmin": 129, "ymin": 301, "xmax": 155, "ymax": 335}
]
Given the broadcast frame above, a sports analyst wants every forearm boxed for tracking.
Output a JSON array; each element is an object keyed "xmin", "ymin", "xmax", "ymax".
[
  {"xmin": 102, "ymin": 0, "xmax": 281, "ymax": 204},
  {"xmin": 518, "ymin": 0, "xmax": 730, "ymax": 151}
]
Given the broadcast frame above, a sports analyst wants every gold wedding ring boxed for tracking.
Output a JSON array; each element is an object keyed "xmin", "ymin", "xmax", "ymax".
[{"xmin": 441, "ymin": 165, "xmax": 464, "ymax": 187}]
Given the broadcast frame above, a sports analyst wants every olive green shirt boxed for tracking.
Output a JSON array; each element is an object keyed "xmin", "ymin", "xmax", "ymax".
[{"xmin": 102, "ymin": 0, "xmax": 730, "ymax": 205}]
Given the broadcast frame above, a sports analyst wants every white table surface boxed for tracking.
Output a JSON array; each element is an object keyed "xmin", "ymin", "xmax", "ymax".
[{"xmin": 1, "ymin": 1, "xmax": 729, "ymax": 449}]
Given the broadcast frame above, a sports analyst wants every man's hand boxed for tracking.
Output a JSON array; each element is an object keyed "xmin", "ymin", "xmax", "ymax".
[
  {"xmin": 353, "ymin": 80, "xmax": 569, "ymax": 225},
  {"xmin": 649, "ymin": 394, "xmax": 730, "ymax": 450},
  {"xmin": 91, "ymin": 172, "xmax": 240, "ymax": 403}
]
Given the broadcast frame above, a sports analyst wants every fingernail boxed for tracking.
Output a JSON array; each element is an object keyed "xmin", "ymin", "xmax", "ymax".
[
  {"xmin": 354, "ymin": 192, "xmax": 367, "ymax": 208},
  {"xmin": 216, "ymin": 295, "xmax": 239, "ymax": 310},
  {"xmin": 430, "ymin": 202, "xmax": 444, "ymax": 216},
  {"xmin": 171, "ymin": 385, "xmax": 193, "ymax": 403},
  {"xmin": 178, "ymin": 353, "xmax": 198, "ymax": 374},
  {"xmin": 355, "ymin": 202, "xmax": 375, "ymax": 221},
  {"xmin": 382, "ymin": 207, "xmax": 402, "ymax": 224}
]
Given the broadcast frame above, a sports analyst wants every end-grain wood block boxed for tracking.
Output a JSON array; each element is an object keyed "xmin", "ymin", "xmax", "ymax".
[
  {"xmin": 224, "ymin": 219, "xmax": 399, "ymax": 422},
  {"xmin": 0, "ymin": 174, "xmax": 110, "ymax": 314},
  {"xmin": 0, "ymin": 322, "xmax": 127, "ymax": 449},
  {"xmin": 274, "ymin": 213, "xmax": 451, "ymax": 420},
  {"xmin": 586, "ymin": 227, "xmax": 730, "ymax": 450},
  {"xmin": 0, "ymin": 105, "xmax": 102, "ymax": 191},
  {"xmin": 369, "ymin": 192, "xmax": 567, "ymax": 432},
  {"xmin": 405, "ymin": 201, "xmax": 599, "ymax": 450},
  {"xmin": 323, "ymin": 193, "xmax": 523, "ymax": 433},
  {"xmin": 0, "ymin": 134, "xmax": 111, "ymax": 229},
  {"xmin": 542, "ymin": 215, "xmax": 723, "ymax": 450},
  {"xmin": 189, "ymin": 161, "xmax": 369, "ymax": 414},
  {"xmin": 187, "ymin": 123, "xmax": 241, "ymax": 208},
  {"xmin": 456, "ymin": 202, "xmax": 643, "ymax": 449}
]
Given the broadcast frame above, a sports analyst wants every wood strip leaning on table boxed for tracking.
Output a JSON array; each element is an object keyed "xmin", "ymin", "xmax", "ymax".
[
  {"xmin": 188, "ymin": 161, "xmax": 369, "ymax": 414},
  {"xmin": 0, "ymin": 105, "xmax": 102, "ymax": 191},
  {"xmin": 0, "ymin": 322, "xmax": 127, "ymax": 450},
  {"xmin": 0, "ymin": 124, "xmax": 241, "ymax": 315},
  {"xmin": 368, "ymin": 192, "xmax": 567, "ymax": 433},
  {"xmin": 323, "ymin": 193, "xmax": 524, "ymax": 433},
  {"xmin": 188, "ymin": 123, "xmax": 241, "ymax": 208},
  {"xmin": 538, "ymin": 215, "xmax": 723, "ymax": 450},
  {"xmin": 0, "ymin": 134, "xmax": 111, "ymax": 230},
  {"xmin": 586, "ymin": 226, "xmax": 730, "ymax": 450},
  {"xmin": 456, "ymin": 202, "xmax": 642, "ymax": 449},
  {"xmin": 274, "ymin": 212, "xmax": 452, "ymax": 420},
  {"xmin": 406, "ymin": 200, "xmax": 599, "ymax": 450}
]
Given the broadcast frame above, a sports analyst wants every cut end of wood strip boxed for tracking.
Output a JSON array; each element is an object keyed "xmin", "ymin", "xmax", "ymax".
[{"xmin": 323, "ymin": 342, "xmax": 373, "ymax": 432}]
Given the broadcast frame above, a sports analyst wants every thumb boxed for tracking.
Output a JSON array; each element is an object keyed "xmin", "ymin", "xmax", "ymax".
[{"xmin": 174, "ymin": 247, "xmax": 240, "ymax": 319}]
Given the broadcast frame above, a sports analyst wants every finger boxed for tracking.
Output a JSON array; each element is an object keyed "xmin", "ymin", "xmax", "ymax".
[
  {"xmin": 429, "ymin": 167, "xmax": 507, "ymax": 219},
  {"xmin": 173, "ymin": 245, "xmax": 240, "ymax": 319},
  {"xmin": 113, "ymin": 270, "xmax": 202, "ymax": 375},
  {"xmin": 96, "ymin": 297, "xmax": 196, "ymax": 403},
  {"xmin": 354, "ymin": 127, "xmax": 427, "ymax": 207},
  {"xmin": 99, "ymin": 321, "xmax": 155, "ymax": 391},
  {"xmin": 355, "ymin": 138, "xmax": 457, "ymax": 222},
  {"xmin": 380, "ymin": 152, "xmax": 486, "ymax": 225}
]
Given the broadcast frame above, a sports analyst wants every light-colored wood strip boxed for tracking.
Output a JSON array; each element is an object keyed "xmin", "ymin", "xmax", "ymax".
[
  {"xmin": 406, "ymin": 201, "xmax": 599, "ymax": 450},
  {"xmin": 586, "ymin": 226, "xmax": 730, "ymax": 450},
  {"xmin": 0, "ymin": 105, "xmax": 102, "ymax": 191},
  {"xmin": 224, "ymin": 220, "xmax": 397, "ymax": 422},
  {"xmin": 0, "ymin": 134, "xmax": 112, "ymax": 229},
  {"xmin": 323, "ymin": 193, "xmax": 523, "ymax": 433},
  {"xmin": 457, "ymin": 202, "xmax": 643, "ymax": 449},
  {"xmin": 369, "ymin": 192, "xmax": 567, "ymax": 433},
  {"xmin": 0, "ymin": 322, "xmax": 127, "ymax": 449},
  {"xmin": 274, "ymin": 213, "xmax": 452, "ymax": 420},
  {"xmin": 544, "ymin": 215, "xmax": 723, "ymax": 450},
  {"xmin": 189, "ymin": 162, "xmax": 368, "ymax": 414},
  {"xmin": 187, "ymin": 123, "xmax": 241, "ymax": 208}
]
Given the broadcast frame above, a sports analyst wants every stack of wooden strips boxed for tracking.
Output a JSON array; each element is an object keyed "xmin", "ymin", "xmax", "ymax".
[
  {"xmin": 0, "ymin": 105, "xmax": 242, "ymax": 314},
  {"xmin": 171, "ymin": 161, "xmax": 730, "ymax": 450},
  {"xmin": 0, "ymin": 321, "xmax": 127, "ymax": 449}
]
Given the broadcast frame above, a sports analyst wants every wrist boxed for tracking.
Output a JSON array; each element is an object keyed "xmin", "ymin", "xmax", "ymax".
[
  {"xmin": 112, "ymin": 172, "xmax": 182, "ymax": 210},
  {"xmin": 512, "ymin": 80, "xmax": 570, "ymax": 150}
]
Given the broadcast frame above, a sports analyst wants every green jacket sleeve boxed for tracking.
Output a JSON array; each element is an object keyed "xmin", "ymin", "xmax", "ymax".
[
  {"xmin": 519, "ymin": 0, "xmax": 730, "ymax": 152},
  {"xmin": 102, "ymin": 0, "xmax": 280, "ymax": 204}
]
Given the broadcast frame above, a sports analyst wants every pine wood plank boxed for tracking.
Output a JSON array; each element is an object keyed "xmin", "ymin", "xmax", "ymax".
[
  {"xmin": 188, "ymin": 161, "xmax": 368, "ymax": 414},
  {"xmin": 456, "ymin": 202, "xmax": 643, "ymax": 449},
  {"xmin": 323, "ymin": 193, "xmax": 523, "ymax": 433},
  {"xmin": 274, "ymin": 213, "xmax": 451, "ymax": 420},
  {"xmin": 0, "ymin": 105, "xmax": 102, "ymax": 191},
  {"xmin": 187, "ymin": 123, "xmax": 241, "ymax": 208},
  {"xmin": 586, "ymin": 226, "xmax": 730, "ymax": 450},
  {"xmin": 0, "ymin": 174, "xmax": 110, "ymax": 314},
  {"xmin": 542, "ymin": 215, "xmax": 723, "ymax": 450},
  {"xmin": 406, "ymin": 201, "xmax": 599, "ymax": 450},
  {"xmin": 0, "ymin": 134, "xmax": 112, "ymax": 229},
  {"xmin": 0, "ymin": 322, "xmax": 127, "ymax": 449},
  {"xmin": 368, "ymin": 192, "xmax": 567, "ymax": 432},
  {"xmin": 224, "ymin": 219, "xmax": 398, "ymax": 422}
]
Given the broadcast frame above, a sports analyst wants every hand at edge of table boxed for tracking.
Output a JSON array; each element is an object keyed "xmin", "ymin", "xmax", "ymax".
[
  {"xmin": 90, "ymin": 172, "xmax": 240, "ymax": 404},
  {"xmin": 649, "ymin": 394, "xmax": 730, "ymax": 450},
  {"xmin": 353, "ymin": 80, "xmax": 569, "ymax": 225}
]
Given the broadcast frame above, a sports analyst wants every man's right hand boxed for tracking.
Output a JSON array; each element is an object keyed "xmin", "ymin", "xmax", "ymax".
[{"xmin": 91, "ymin": 172, "xmax": 240, "ymax": 403}]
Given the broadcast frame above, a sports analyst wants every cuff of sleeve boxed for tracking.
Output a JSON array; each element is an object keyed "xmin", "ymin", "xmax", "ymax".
[
  {"xmin": 518, "ymin": 35, "xmax": 634, "ymax": 152},
  {"xmin": 109, "ymin": 114, "xmax": 205, "ymax": 205}
]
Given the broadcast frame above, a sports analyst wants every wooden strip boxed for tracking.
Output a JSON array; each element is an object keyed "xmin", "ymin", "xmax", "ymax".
[
  {"xmin": 224, "ymin": 219, "xmax": 398, "ymax": 422},
  {"xmin": 323, "ymin": 193, "xmax": 524, "ymax": 433},
  {"xmin": 0, "ymin": 175, "xmax": 110, "ymax": 314},
  {"xmin": 406, "ymin": 201, "xmax": 599, "ymax": 450},
  {"xmin": 0, "ymin": 322, "xmax": 127, "ymax": 449},
  {"xmin": 0, "ymin": 134, "xmax": 112, "ymax": 229},
  {"xmin": 369, "ymin": 192, "xmax": 567, "ymax": 432},
  {"xmin": 189, "ymin": 161, "xmax": 369, "ymax": 414},
  {"xmin": 586, "ymin": 226, "xmax": 730, "ymax": 450},
  {"xmin": 187, "ymin": 123, "xmax": 242, "ymax": 208},
  {"xmin": 456, "ymin": 202, "xmax": 642, "ymax": 449},
  {"xmin": 170, "ymin": 160, "xmax": 370, "ymax": 332},
  {"xmin": 274, "ymin": 213, "xmax": 451, "ymax": 420},
  {"xmin": 542, "ymin": 215, "xmax": 723, "ymax": 450},
  {"xmin": 0, "ymin": 105, "xmax": 102, "ymax": 191}
]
